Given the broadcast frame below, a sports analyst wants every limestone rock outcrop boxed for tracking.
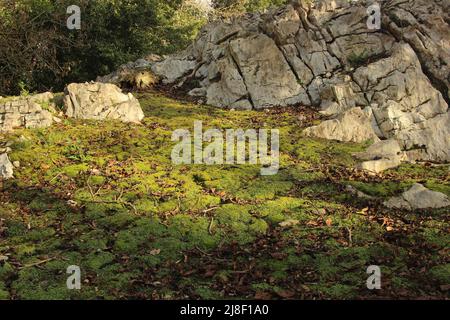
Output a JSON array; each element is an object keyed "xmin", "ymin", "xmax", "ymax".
[
  {"xmin": 0, "ymin": 92, "xmax": 57, "ymax": 132},
  {"xmin": 148, "ymin": 0, "xmax": 449, "ymax": 169},
  {"xmin": 64, "ymin": 83, "xmax": 145, "ymax": 123}
]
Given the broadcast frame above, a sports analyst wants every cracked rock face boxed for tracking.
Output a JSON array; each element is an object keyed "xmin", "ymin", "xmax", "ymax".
[
  {"xmin": 64, "ymin": 83, "xmax": 145, "ymax": 123},
  {"xmin": 303, "ymin": 107, "xmax": 380, "ymax": 143},
  {"xmin": 0, "ymin": 92, "xmax": 56, "ymax": 132},
  {"xmin": 384, "ymin": 183, "xmax": 450, "ymax": 210},
  {"xmin": 151, "ymin": 0, "xmax": 449, "ymax": 167}
]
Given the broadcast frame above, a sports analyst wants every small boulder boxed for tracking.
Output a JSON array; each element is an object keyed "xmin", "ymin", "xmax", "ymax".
[
  {"xmin": 384, "ymin": 184, "xmax": 450, "ymax": 210},
  {"xmin": 354, "ymin": 139, "xmax": 405, "ymax": 173},
  {"xmin": 358, "ymin": 159, "xmax": 402, "ymax": 174},
  {"xmin": 0, "ymin": 153, "xmax": 14, "ymax": 180},
  {"xmin": 345, "ymin": 185, "xmax": 374, "ymax": 199},
  {"xmin": 354, "ymin": 139, "xmax": 403, "ymax": 161},
  {"xmin": 64, "ymin": 83, "xmax": 144, "ymax": 123}
]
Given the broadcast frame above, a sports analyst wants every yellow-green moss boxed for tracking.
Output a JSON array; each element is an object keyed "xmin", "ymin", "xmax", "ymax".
[{"xmin": 0, "ymin": 91, "xmax": 448, "ymax": 300}]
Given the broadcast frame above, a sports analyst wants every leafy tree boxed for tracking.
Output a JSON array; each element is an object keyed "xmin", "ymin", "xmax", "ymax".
[{"xmin": 0, "ymin": 0, "xmax": 205, "ymax": 95}]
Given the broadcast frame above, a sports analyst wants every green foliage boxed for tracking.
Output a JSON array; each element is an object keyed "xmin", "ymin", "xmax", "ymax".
[
  {"xmin": 347, "ymin": 49, "xmax": 371, "ymax": 67},
  {"xmin": 0, "ymin": 0, "xmax": 205, "ymax": 95},
  {"xmin": 212, "ymin": 0, "xmax": 288, "ymax": 16}
]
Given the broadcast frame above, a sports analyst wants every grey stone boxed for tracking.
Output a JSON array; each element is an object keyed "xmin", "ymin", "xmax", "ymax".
[
  {"xmin": 64, "ymin": 82, "xmax": 144, "ymax": 123},
  {"xmin": 384, "ymin": 184, "xmax": 450, "ymax": 210},
  {"xmin": 0, "ymin": 92, "xmax": 55, "ymax": 132},
  {"xmin": 303, "ymin": 107, "xmax": 380, "ymax": 143},
  {"xmin": 345, "ymin": 185, "xmax": 374, "ymax": 199},
  {"xmin": 0, "ymin": 153, "xmax": 13, "ymax": 180}
]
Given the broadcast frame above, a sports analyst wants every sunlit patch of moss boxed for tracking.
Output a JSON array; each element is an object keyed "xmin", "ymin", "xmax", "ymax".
[
  {"xmin": 1, "ymin": 91, "xmax": 448, "ymax": 299},
  {"xmin": 256, "ymin": 197, "xmax": 307, "ymax": 225},
  {"xmin": 194, "ymin": 166, "xmax": 255, "ymax": 194},
  {"xmin": 61, "ymin": 164, "xmax": 90, "ymax": 178},
  {"xmin": 180, "ymin": 192, "xmax": 221, "ymax": 212},
  {"xmin": 215, "ymin": 204, "xmax": 268, "ymax": 245},
  {"xmin": 168, "ymin": 215, "xmax": 221, "ymax": 249},
  {"xmin": 234, "ymin": 176, "xmax": 294, "ymax": 201},
  {"xmin": 134, "ymin": 198, "xmax": 159, "ymax": 213},
  {"xmin": 424, "ymin": 180, "xmax": 450, "ymax": 197},
  {"xmin": 290, "ymin": 138, "xmax": 367, "ymax": 166},
  {"xmin": 88, "ymin": 175, "xmax": 106, "ymax": 186},
  {"xmin": 15, "ymin": 244, "xmax": 36, "ymax": 257}
]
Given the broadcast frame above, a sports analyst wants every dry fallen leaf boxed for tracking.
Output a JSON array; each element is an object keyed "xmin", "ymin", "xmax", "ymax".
[
  {"xmin": 276, "ymin": 289, "xmax": 295, "ymax": 299},
  {"xmin": 150, "ymin": 249, "xmax": 161, "ymax": 256},
  {"xmin": 357, "ymin": 207, "xmax": 369, "ymax": 215},
  {"xmin": 254, "ymin": 291, "xmax": 272, "ymax": 300},
  {"xmin": 279, "ymin": 219, "xmax": 299, "ymax": 228}
]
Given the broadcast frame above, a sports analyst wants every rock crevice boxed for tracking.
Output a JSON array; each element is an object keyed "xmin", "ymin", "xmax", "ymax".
[{"xmin": 99, "ymin": 0, "xmax": 449, "ymax": 170}]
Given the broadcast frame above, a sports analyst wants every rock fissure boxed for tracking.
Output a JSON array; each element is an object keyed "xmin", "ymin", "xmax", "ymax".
[{"xmin": 91, "ymin": 0, "xmax": 449, "ymax": 171}]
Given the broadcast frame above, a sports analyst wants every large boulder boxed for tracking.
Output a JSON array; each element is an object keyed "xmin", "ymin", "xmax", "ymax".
[
  {"xmin": 384, "ymin": 184, "xmax": 450, "ymax": 210},
  {"xmin": 64, "ymin": 83, "xmax": 145, "ymax": 123}
]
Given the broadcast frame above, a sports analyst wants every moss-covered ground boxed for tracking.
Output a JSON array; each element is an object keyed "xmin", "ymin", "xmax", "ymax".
[{"xmin": 0, "ymin": 92, "xmax": 448, "ymax": 300}]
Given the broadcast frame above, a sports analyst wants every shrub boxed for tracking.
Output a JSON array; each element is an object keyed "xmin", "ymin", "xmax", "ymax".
[{"xmin": 0, "ymin": 0, "xmax": 205, "ymax": 95}]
